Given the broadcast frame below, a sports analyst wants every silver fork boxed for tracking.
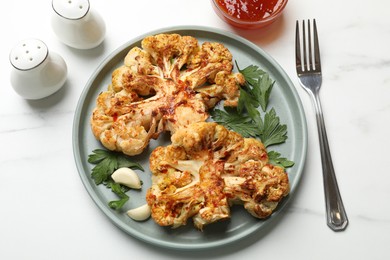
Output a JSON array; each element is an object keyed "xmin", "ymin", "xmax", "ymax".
[{"xmin": 295, "ymin": 19, "xmax": 348, "ymax": 231}]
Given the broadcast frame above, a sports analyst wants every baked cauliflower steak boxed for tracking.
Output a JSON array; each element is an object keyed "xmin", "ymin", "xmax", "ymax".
[
  {"xmin": 91, "ymin": 34, "xmax": 245, "ymax": 156},
  {"xmin": 146, "ymin": 122, "xmax": 290, "ymax": 230}
]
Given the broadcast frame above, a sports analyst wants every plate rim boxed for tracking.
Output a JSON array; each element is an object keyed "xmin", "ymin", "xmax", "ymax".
[{"xmin": 72, "ymin": 25, "xmax": 308, "ymax": 250}]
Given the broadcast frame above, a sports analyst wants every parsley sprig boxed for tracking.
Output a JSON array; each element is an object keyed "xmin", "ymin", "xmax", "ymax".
[
  {"xmin": 88, "ymin": 149, "xmax": 144, "ymax": 210},
  {"xmin": 237, "ymin": 62, "xmax": 274, "ymax": 113},
  {"xmin": 211, "ymin": 108, "xmax": 260, "ymax": 138},
  {"xmin": 211, "ymin": 62, "xmax": 294, "ymax": 168},
  {"xmin": 268, "ymin": 151, "xmax": 294, "ymax": 168}
]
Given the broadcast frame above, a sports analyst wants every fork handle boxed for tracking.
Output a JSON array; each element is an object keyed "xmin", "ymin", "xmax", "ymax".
[{"xmin": 311, "ymin": 91, "xmax": 349, "ymax": 231}]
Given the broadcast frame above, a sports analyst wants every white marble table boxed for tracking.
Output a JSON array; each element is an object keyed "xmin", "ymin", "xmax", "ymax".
[{"xmin": 1, "ymin": 0, "xmax": 389, "ymax": 259}]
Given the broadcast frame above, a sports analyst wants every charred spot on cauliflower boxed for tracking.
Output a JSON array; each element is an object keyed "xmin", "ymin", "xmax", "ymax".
[
  {"xmin": 91, "ymin": 34, "xmax": 244, "ymax": 156},
  {"xmin": 146, "ymin": 122, "xmax": 290, "ymax": 230}
]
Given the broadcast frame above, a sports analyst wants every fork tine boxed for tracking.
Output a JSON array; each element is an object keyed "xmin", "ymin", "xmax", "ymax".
[
  {"xmin": 295, "ymin": 20, "xmax": 302, "ymax": 74},
  {"xmin": 313, "ymin": 19, "xmax": 322, "ymax": 71},
  {"xmin": 302, "ymin": 20, "xmax": 307, "ymax": 72},
  {"xmin": 308, "ymin": 20, "xmax": 313, "ymax": 71}
]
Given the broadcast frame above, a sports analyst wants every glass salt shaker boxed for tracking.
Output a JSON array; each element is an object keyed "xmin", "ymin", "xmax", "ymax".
[
  {"xmin": 9, "ymin": 39, "xmax": 67, "ymax": 100},
  {"xmin": 51, "ymin": 0, "xmax": 106, "ymax": 49}
]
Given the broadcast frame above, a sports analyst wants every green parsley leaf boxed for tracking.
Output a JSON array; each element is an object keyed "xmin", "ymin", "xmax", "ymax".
[
  {"xmin": 259, "ymin": 108, "xmax": 288, "ymax": 147},
  {"xmin": 211, "ymin": 108, "xmax": 260, "ymax": 138},
  {"xmin": 107, "ymin": 182, "xmax": 130, "ymax": 210},
  {"xmin": 252, "ymin": 73, "xmax": 275, "ymax": 112},
  {"xmin": 234, "ymin": 63, "xmax": 287, "ymax": 147},
  {"xmin": 237, "ymin": 88, "xmax": 260, "ymax": 120},
  {"xmin": 236, "ymin": 61, "xmax": 266, "ymax": 86},
  {"xmin": 268, "ymin": 151, "xmax": 295, "ymax": 169},
  {"xmin": 236, "ymin": 62, "xmax": 274, "ymax": 113}
]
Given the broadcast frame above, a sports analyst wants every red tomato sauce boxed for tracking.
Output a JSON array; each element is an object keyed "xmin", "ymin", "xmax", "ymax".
[{"xmin": 216, "ymin": 0, "xmax": 284, "ymax": 22}]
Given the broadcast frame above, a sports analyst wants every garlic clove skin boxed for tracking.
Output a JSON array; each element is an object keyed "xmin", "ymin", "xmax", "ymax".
[
  {"xmin": 127, "ymin": 204, "xmax": 151, "ymax": 221},
  {"xmin": 111, "ymin": 167, "xmax": 141, "ymax": 189}
]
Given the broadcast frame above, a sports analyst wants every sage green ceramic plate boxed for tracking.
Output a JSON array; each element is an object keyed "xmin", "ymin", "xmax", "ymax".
[{"xmin": 72, "ymin": 26, "xmax": 307, "ymax": 250}]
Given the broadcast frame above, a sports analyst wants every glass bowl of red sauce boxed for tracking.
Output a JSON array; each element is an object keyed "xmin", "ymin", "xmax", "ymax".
[{"xmin": 211, "ymin": 0, "xmax": 288, "ymax": 29}]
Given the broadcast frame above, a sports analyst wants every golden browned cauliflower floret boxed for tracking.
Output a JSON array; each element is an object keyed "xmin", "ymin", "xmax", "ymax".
[
  {"xmin": 91, "ymin": 34, "xmax": 244, "ymax": 156},
  {"xmin": 146, "ymin": 122, "xmax": 290, "ymax": 230}
]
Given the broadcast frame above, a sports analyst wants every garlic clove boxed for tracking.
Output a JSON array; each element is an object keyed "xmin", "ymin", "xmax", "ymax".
[
  {"xmin": 127, "ymin": 204, "xmax": 151, "ymax": 221},
  {"xmin": 111, "ymin": 167, "xmax": 141, "ymax": 189}
]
